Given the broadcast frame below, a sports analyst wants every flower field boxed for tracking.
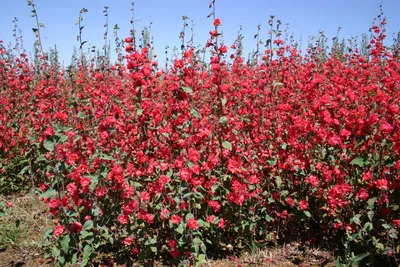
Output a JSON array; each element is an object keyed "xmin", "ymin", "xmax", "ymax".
[{"xmin": 0, "ymin": 1, "xmax": 400, "ymax": 266}]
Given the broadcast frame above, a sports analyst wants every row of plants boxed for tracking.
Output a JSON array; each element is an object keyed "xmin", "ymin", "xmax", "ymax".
[{"xmin": 1, "ymin": 1, "xmax": 400, "ymax": 266}]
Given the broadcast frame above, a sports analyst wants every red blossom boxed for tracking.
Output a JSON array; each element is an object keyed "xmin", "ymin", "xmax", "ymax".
[
  {"xmin": 118, "ymin": 214, "xmax": 130, "ymax": 225},
  {"xmin": 170, "ymin": 214, "xmax": 182, "ymax": 224},
  {"xmin": 213, "ymin": 18, "xmax": 221, "ymax": 26},
  {"xmin": 299, "ymin": 200, "xmax": 309, "ymax": 210},
  {"xmin": 187, "ymin": 218, "xmax": 199, "ymax": 230},
  {"xmin": 124, "ymin": 237, "xmax": 134, "ymax": 246},
  {"xmin": 53, "ymin": 225, "xmax": 65, "ymax": 237},
  {"xmin": 70, "ymin": 222, "xmax": 83, "ymax": 233},
  {"xmin": 375, "ymin": 179, "xmax": 388, "ymax": 190}
]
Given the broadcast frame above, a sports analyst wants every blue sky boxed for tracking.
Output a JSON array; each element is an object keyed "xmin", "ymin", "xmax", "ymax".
[{"xmin": 0, "ymin": 0, "xmax": 399, "ymax": 65}]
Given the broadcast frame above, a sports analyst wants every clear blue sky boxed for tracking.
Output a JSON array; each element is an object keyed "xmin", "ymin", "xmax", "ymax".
[{"xmin": 0, "ymin": 0, "xmax": 399, "ymax": 65}]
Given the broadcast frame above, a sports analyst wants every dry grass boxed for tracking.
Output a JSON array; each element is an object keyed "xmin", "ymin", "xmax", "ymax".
[
  {"xmin": 204, "ymin": 242, "xmax": 336, "ymax": 267},
  {"xmin": 0, "ymin": 194, "xmax": 53, "ymax": 267}
]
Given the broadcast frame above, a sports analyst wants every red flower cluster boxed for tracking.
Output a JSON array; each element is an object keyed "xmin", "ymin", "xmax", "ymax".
[{"xmin": 0, "ymin": 10, "xmax": 399, "ymax": 265}]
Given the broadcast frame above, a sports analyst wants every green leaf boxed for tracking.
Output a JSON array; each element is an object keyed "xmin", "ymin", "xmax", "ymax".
[
  {"xmin": 265, "ymin": 214, "xmax": 274, "ymax": 222},
  {"xmin": 56, "ymin": 161, "xmax": 68, "ymax": 172},
  {"xmin": 197, "ymin": 219, "xmax": 208, "ymax": 228},
  {"xmin": 364, "ymin": 222, "xmax": 373, "ymax": 231},
  {"xmin": 59, "ymin": 134, "xmax": 68, "ymax": 143},
  {"xmin": 71, "ymin": 253, "xmax": 78, "ymax": 264},
  {"xmin": 176, "ymin": 224, "xmax": 184, "ymax": 234},
  {"xmin": 367, "ymin": 211, "xmax": 374, "ymax": 221},
  {"xmin": 389, "ymin": 229, "xmax": 398, "ymax": 239},
  {"xmin": 367, "ymin": 197, "xmax": 377, "ymax": 209},
  {"xmin": 83, "ymin": 244, "xmax": 92, "ymax": 260},
  {"xmin": 52, "ymin": 246, "xmax": 60, "ymax": 257},
  {"xmin": 222, "ymin": 141, "xmax": 232, "ymax": 150},
  {"xmin": 193, "ymin": 237, "xmax": 203, "ymax": 245},
  {"xmin": 43, "ymin": 140, "xmax": 55, "ymax": 151},
  {"xmin": 40, "ymin": 189, "xmax": 56, "ymax": 198},
  {"xmin": 275, "ymin": 176, "xmax": 282, "ymax": 188},
  {"xmin": 58, "ymin": 255, "xmax": 65, "ymax": 265},
  {"xmin": 272, "ymin": 80, "xmax": 283, "ymax": 87},
  {"xmin": 60, "ymin": 235, "xmax": 70, "ymax": 254},
  {"xmin": 185, "ymin": 213, "xmax": 194, "ymax": 221},
  {"xmin": 182, "ymin": 86, "xmax": 193, "ymax": 94},
  {"xmin": 83, "ymin": 220, "xmax": 93, "ymax": 231},
  {"xmin": 281, "ymin": 143, "xmax": 288, "ymax": 150},
  {"xmin": 350, "ymin": 157, "xmax": 366, "ymax": 167},
  {"xmin": 81, "ymin": 230, "xmax": 93, "ymax": 239},
  {"xmin": 221, "ymin": 97, "xmax": 227, "ymax": 106},
  {"xmin": 336, "ymin": 257, "xmax": 343, "ymax": 267},
  {"xmin": 304, "ymin": 211, "xmax": 312, "ymax": 218},
  {"xmin": 99, "ymin": 154, "xmax": 113, "ymax": 160},
  {"xmin": 191, "ymin": 108, "xmax": 201, "ymax": 118},
  {"xmin": 166, "ymin": 169, "xmax": 173, "ymax": 178},
  {"xmin": 219, "ymin": 116, "xmax": 228, "ymax": 126},
  {"xmin": 321, "ymin": 148, "xmax": 326, "ymax": 159},
  {"xmin": 350, "ymin": 253, "xmax": 369, "ymax": 266},
  {"xmin": 354, "ymin": 139, "xmax": 364, "ymax": 149},
  {"xmin": 136, "ymin": 109, "xmax": 143, "ymax": 116},
  {"xmin": 198, "ymin": 254, "xmax": 206, "ymax": 263},
  {"xmin": 352, "ymin": 214, "xmax": 361, "ymax": 225},
  {"xmin": 77, "ymin": 112, "xmax": 86, "ymax": 119}
]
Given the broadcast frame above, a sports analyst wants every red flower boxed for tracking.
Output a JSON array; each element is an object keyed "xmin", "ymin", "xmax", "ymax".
[
  {"xmin": 285, "ymin": 197, "xmax": 295, "ymax": 207},
  {"xmin": 43, "ymin": 126, "xmax": 55, "ymax": 137},
  {"xmin": 299, "ymin": 200, "xmax": 309, "ymax": 210},
  {"xmin": 80, "ymin": 177, "xmax": 91, "ymax": 188},
  {"xmin": 160, "ymin": 208, "xmax": 169, "ymax": 220},
  {"xmin": 208, "ymin": 200, "xmax": 221, "ymax": 212},
  {"xmin": 188, "ymin": 148, "xmax": 200, "ymax": 162},
  {"xmin": 39, "ymin": 183, "xmax": 47, "ymax": 192},
  {"xmin": 206, "ymin": 215, "xmax": 215, "ymax": 223},
  {"xmin": 170, "ymin": 214, "xmax": 182, "ymax": 224},
  {"xmin": 124, "ymin": 237, "xmax": 134, "ymax": 246},
  {"xmin": 169, "ymin": 248, "xmax": 180, "ymax": 259},
  {"xmin": 213, "ymin": 18, "xmax": 221, "ymax": 26},
  {"xmin": 180, "ymin": 168, "xmax": 191, "ymax": 181},
  {"xmin": 375, "ymin": 179, "xmax": 388, "ymax": 190},
  {"xmin": 118, "ymin": 214, "xmax": 130, "ymax": 225},
  {"xmin": 219, "ymin": 45, "xmax": 227, "ymax": 54},
  {"xmin": 140, "ymin": 191, "xmax": 150, "ymax": 202},
  {"xmin": 362, "ymin": 171, "xmax": 372, "ymax": 181},
  {"xmin": 125, "ymin": 44, "xmax": 133, "ymax": 52},
  {"xmin": 209, "ymin": 30, "xmax": 219, "ymax": 37},
  {"xmin": 53, "ymin": 225, "xmax": 65, "ymax": 237},
  {"xmin": 393, "ymin": 219, "xmax": 400, "ymax": 228},
  {"xmin": 70, "ymin": 222, "xmax": 82, "ymax": 233},
  {"xmin": 187, "ymin": 218, "xmax": 199, "ymax": 230},
  {"xmin": 305, "ymin": 175, "xmax": 319, "ymax": 187},
  {"xmin": 218, "ymin": 218, "xmax": 225, "ymax": 229},
  {"xmin": 356, "ymin": 189, "xmax": 369, "ymax": 201},
  {"xmin": 132, "ymin": 248, "xmax": 139, "ymax": 256},
  {"xmin": 167, "ymin": 239, "xmax": 177, "ymax": 248}
]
